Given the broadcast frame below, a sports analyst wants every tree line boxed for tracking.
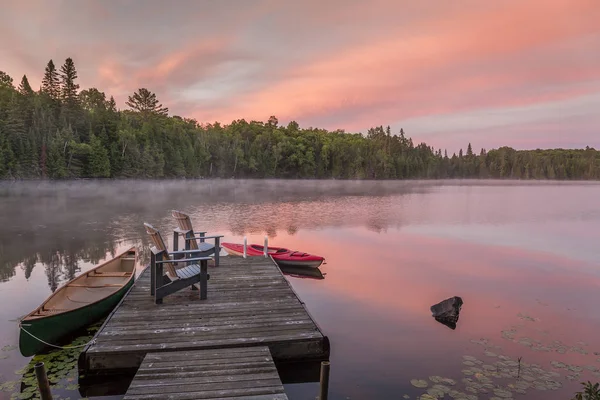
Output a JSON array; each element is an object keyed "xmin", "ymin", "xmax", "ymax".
[{"xmin": 1, "ymin": 58, "xmax": 599, "ymax": 180}]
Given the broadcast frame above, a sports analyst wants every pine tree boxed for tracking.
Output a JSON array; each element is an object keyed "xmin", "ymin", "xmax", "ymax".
[
  {"xmin": 59, "ymin": 58, "xmax": 81, "ymax": 128},
  {"xmin": 59, "ymin": 58, "xmax": 79, "ymax": 104},
  {"xmin": 6, "ymin": 93, "xmax": 26, "ymax": 137},
  {"xmin": 107, "ymin": 96, "xmax": 117, "ymax": 112},
  {"xmin": 18, "ymin": 75, "xmax": 33, "ymax": 96},
  {"xmin": 467, "ymin": 143, "xmax": 473, "ymax": 157},
  {"xmin": 47, "ymin": 137, "xmax": 67, "ymax": 178},
  {"xmin": 0, "ymin": 71, "xmax": 14, "ymax": 88},
  {"xmin": 88, "ymin": 134, "xmax": 111, "ymax": 177},
  {"xmin": 125, "ymin": 88, "xmax": 168, "ymax": 116},
  {"xmin": 41, "ymin": 60, "xmax": 60, "ymax": 100}
]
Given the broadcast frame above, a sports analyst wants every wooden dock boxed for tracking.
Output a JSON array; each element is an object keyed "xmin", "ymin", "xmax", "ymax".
[
  {"xmin": 79, "ymin": 255, "xmax": 329, "ymax": 374},
  {"xmin": 123, "ymin": 346, "xmax": 288, "ymax": 399}
]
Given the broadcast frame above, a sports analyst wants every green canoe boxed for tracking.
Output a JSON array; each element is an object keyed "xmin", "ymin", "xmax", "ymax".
[{"xmin": 19, "ymin": 247, "xmax": 137, "ymax": 357}]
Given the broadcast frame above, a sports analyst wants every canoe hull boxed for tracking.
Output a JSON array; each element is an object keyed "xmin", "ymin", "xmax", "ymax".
[
  {"xmin": 221, "ymin": 242, "xmax": 284, "ymax": 257},
  {"xmin": 19, "ymin": 278, "xmax": 134, "ymax": 357},
  {"xmin": 222, "ymin": 242, "xmax": 325, "ymax": 269},
  {"xmin": 273, "ymin": 257, "xmax": 324, "ymax": 269},
  {"xmin": 19, "ymin": 247, "xmax": 136, "ymax": 357}
]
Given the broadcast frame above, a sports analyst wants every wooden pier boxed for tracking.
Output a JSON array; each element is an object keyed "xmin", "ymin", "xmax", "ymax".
[
  {"xmin": 79, "ymin": 255, "xmax": 329, "ymax": 374},
  {"xmin": 123, "ymin": 346, "xmax": 288, "ymax": 399}
]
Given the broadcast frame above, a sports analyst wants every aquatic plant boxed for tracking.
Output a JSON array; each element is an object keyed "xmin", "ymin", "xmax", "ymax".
[
  {"xmin": 0, "ymin": 320, "xmax": 102, "ymax": 400},
  {"xmin": 572, "ymin": 381, "xmax": 600, "ymax": 400}
]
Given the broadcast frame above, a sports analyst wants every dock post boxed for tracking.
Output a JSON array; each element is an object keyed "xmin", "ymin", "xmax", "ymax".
[
  {"xmin": 319, "ymin": 361, "xmax": 330, "ymax": 400},
  {"xmin": 243, "ymin": 236, "xmax": 247, "ymax": 258},
  {"xmin": 264, "ymin": 236, "xmax": 268, "ymax": 257},
  {"xmin": 34, "ymin": 362, "xmax": 53, "ymax": 400}
]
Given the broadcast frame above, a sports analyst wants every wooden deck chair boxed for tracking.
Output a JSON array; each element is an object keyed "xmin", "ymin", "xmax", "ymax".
[
  {"xmin": 144, "ymin": 223, "xmax": 211, "ymax": 304},
  {"xmin": 171, "ymin": 210, "xmax": 223, "ymax": 267}
]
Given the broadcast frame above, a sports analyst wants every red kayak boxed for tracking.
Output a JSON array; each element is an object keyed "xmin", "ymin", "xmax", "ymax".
[{"xmin": 222, "ymin": 242, "xmax": 325, "ymax": 269}]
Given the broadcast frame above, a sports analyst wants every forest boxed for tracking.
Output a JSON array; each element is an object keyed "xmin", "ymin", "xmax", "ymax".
[{"xmin": 1, "ymin": 58, "xmax": 599, "ymax": 180}]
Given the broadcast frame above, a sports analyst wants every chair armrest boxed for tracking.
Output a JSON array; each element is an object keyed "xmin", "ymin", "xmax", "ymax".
[
  {"xmin": 185, "ymin": 235, "xmax": 224, "ymax": 240},
  {"xmin": 156, "ymin": 257, "xmax": 212, "ymax": 264},
  {"xmin": 170, "ymin": 249, "xmax": 210, "ymax": 255}
]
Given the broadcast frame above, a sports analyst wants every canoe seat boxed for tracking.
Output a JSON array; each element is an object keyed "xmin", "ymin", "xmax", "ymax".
[
  {"xmin": 89, "ymin": 272, "xmax": 132, "ymax": 277},
  {"xmin": 120, "ymin": 258, "xmax": 136, "ymax": 261}
]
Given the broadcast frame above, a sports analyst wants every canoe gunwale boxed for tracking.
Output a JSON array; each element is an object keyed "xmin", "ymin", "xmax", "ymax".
[{"xmin": 20, "ymin": 247, "xmax": 137, "ymax": 323}]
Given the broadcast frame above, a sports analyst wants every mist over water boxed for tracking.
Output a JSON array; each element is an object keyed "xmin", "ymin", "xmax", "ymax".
[{"xmin": 1, "ymin": 179, "xmax": 600, "ymax": 399}]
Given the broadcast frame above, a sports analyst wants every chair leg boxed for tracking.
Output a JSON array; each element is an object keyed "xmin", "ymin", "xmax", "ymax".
[
  {"xmin": 150, "ymin": 253, "xmax": 156, "ymax": 296},
  {"xmin": 214, "ymin": 237, "xmax": 220, "ymax": 267},
  {"xmin": 200, "ymin": 260, "xmax": 208, "ymax": 300}
]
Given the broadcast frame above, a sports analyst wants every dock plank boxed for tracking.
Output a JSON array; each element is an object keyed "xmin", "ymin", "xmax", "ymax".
[
  {"xmin": 123, "ymin": 347, "xmax": 288, "ymax": 400},
  {"xmin": 80, "ymin": 255, "xmax": 329, "ymax": 373}
]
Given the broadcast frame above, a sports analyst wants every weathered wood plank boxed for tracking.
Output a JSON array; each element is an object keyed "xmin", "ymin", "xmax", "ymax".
[
  {"xmin": 106, "ymin": 312, "xmax": 311, "ymax": 328},
  {"xmin": 123, "ymin": 347, "xmax": 288, "ymax": 400},
  {"xmin": 98, "ymin": 320, "xmax": 316, "ymax": 338},
  {"xmin": 124, "ymin": 386, "xmax": 287, "ymax": 400},
  {"xmin": 90, "ymin": 330, "xmax": 324, "ymax": 351}
]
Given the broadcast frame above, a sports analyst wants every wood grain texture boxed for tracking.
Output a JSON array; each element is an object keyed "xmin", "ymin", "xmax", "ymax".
[
  {"xmin": 80, "ymin": 255, "xmax": 329, "ymax": 373},
  {"xmin": 123, "ymin": 346, "xmax": 289, "ymax": 400}
]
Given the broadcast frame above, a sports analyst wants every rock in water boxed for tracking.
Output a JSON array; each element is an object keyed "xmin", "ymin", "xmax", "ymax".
[{"xmin": 431, "ymin": 296, "xmax": 463, "ymax": 330}]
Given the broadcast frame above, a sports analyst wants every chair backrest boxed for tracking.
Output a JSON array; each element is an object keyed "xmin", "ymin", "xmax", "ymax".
[
  {"xmin": 143, "ymin": 223, "xmax": 177, "ymax": 276},
  {"xmin": 171, "ymin": 210, "xmax": 198, "ymax": 250}
]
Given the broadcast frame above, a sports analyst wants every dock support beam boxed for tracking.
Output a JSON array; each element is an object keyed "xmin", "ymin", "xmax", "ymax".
[
  {"xmin": 35, "ymin": 362, "xmax": 53, "ymax": 400},
  {"xmin": 319, "ymin": 361, "xmax": 330, "ymax": 400}
]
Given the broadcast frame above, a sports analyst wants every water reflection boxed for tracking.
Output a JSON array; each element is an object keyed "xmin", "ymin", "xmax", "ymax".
[
  {"xmin": 280, "ymin": 265, "xmax": 326, "ymax": 280},
  {"xmin": 0, "ymin": 180, "xmax": 431, "ymax": 287},
  {"xmin": 1, "ymin": 180, "xmax": 600, "ymax": 400},
  {"xmin": 2, "ymin": 179, "xmax": 600, "ymax": 288}
]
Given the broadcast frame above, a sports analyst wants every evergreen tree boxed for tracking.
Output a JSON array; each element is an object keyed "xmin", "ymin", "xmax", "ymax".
[
  {"xmin": 59, "ymin": 58, "xmax": 81, "ymax": 128},
  {"xmin": 59, "ymin": 58, "xmax": 79, "ymax": 104},
  {"xmin": 46, "ymin": 137, "xmax": 67, "ymax": 178},
  {"xmin": 18, "ymin": 75, "xmax": 33, "ymax": 95},
  {"xmin": 125, "ymin": 88, "xmax": 168, "ymax": 116},
  {"xmin": 107, "ymin": 96, "xmax": 117, "ymax": 112},
  {"xmin": 88, "ymin": 134, "xmax": 111, "ymax": 177},
  {"xmin": 41, "ymin": 60, "xmax": 60, "ymax": 100},
  {"xmin": 0, "ymin": 71, "xmax": 14, "ymax": 88},
  {"xmin": 1, "ymin": 55, "xmax": 600, "ymax": 181}
]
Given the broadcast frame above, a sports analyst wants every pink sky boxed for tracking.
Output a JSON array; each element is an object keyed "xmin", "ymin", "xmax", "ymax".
[{"xmin": 1, "ymin": 0, "xmax": 599, "ymax": 152}]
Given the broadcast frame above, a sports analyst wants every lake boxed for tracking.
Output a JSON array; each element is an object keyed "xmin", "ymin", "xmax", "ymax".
[{"xmin": 1, "ymin": 179, "xmax": 600, "ymax": 400}]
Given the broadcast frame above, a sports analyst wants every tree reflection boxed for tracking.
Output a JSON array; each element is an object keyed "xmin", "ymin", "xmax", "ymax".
[{"xmin": 0, "ymin": 180, "xmax": 420, "ymax": 289}]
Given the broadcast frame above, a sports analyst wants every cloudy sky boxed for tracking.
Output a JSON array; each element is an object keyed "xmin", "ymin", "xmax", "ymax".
[{"xmin": 1, "ymin": 0, "xmax": 599, "ymax": 152}]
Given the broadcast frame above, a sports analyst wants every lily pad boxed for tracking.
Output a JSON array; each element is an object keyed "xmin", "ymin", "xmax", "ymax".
[
  {"xmin": 427, "ymin": 386, "xmax": 446, "ymax": 398},
  {"xmin": 493, "ymin": 388, "xmax": 513, "ymax": 398},
  {"xmin": 411, "ymin": 379, "xmax": 428, "ymax": 388}
]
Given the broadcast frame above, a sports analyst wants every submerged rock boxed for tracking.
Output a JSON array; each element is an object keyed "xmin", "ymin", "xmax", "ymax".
[{"xmin": 431, "ymin": 296, "xmax": 463, "ymax": 330}]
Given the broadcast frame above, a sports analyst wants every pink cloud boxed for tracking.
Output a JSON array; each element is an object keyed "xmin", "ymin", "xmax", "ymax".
[{"xmin": 1, "ymin": 0, "xmax": 598, "ymax": 149}]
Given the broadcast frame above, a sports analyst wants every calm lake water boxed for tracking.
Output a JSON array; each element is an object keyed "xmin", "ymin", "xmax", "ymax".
[{"xmin": 1, "ymin": 179, "xmax": 600, "ymax": 400}]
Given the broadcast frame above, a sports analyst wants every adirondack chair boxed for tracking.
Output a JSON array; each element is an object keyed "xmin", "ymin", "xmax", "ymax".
[
  {"xmin": 144, "ymin": 223, "xmax": 211, "ymax": 304},
  {"xmin": 171, "ymin": 210, "xmax": 223, "ymax": 267}
]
